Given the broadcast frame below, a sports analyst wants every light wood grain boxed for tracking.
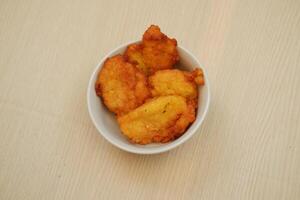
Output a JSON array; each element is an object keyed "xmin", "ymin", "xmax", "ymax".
[{"xmin": 0, "ymin": 0, "xmax": 300, "ymax": 199}]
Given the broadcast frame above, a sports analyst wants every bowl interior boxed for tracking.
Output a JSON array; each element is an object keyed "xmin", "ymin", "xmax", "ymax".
[{"xmin": 88, "ymin": 42, "xmax": 210, "ymax": 154}]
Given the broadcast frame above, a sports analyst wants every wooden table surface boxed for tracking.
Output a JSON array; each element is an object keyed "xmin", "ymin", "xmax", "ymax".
[{"xmin": 0, "ymin": 0, "xmax": 299, "ymax": 199}]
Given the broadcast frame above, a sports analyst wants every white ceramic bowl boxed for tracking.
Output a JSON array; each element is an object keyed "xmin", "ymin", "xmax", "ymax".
[{"xmin": 87, "ymin": 41, "xmax": 210, "ymax": 154}]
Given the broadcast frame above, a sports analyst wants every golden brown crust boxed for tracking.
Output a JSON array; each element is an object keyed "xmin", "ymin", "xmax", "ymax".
[
  {"xmin": 117, "ymin": 95, "xmax": 195, "ymax": 144},
  {"xmin": 124, "ymin": 43, "xmax": 149, "ymax": 74},
  {"xmin": 95, "ymin": 25, "xmax": 206, "ymax": 145},
  {"xmin": 149, "ymin": 68, "xmax": 204, "ymax": 100},
  {"xmin": 142, "ymin": 25, "xmax": 179, "ymax": 73},
  {"xmin": 95, "ymin": 55, "xmax": 150, "ymax": 116},
  {"xmin": 145, "ymin": 68, "xmax": 205, "ymax": 141},
  {"xmin": 124, "ymin": 25, "xmax": 179, "ymax": 75},
  {"xmin": 186, "ymin": 68, "xmax": 205, "ymax": 85}
]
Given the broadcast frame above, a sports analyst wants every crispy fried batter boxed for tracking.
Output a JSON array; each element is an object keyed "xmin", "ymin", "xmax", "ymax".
[
  {"xmin": 124, "ymin": 25, "xmax": 179, "ymax": 75},
  {"xmin": 147, "ymin": 68, "xmax": 205, "ymax": 139},
  {"xmin": 95, "ymin": 25, "xmax": 206, "ymax": 145},
  {"xmin": 117, "ymin": 95, "xmax": 195, "ymax": 144},
  {"xmin": 142, "ymin": 25, "xmax": 179, "ymax": 72},
  {"xmin": 95, "ymin": 55, "xmax": 150, "ymax": 116},
  {"xmin": 149, "ymin": 68, "xmax": 204, "ymax": 100},
  {"xmin": 123, "ymin": 44, "xmax": 148, "ymax": 74}
]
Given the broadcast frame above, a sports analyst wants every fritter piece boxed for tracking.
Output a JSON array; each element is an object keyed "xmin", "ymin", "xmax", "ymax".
[
  {"xmin": 149, "ymin": 68, "xmax": 205, "ymax": 100},
  {"xmin": 123, "ymin": 44, "xmax": 148, "ymax": 74},
  {"xmin": 124, "ymin": 25, "xmax": 179, "ymax": 75},
  {"xmin": 117, "ymin": 95, "xmax": 195, "ymax": 144},
  {"xmin": 148, "ymin": 68, "xmax": 204, "ymax": 137},
  {"xmin": 95, "ymin": 55, "xmax": 150, "ymax": 116},
  {"xmin": 142, "ymin": 25, "xmax": 179, "ymax": 73}
]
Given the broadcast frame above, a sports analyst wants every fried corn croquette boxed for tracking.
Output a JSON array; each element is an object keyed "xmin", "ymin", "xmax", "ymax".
[
  {"xmin": 124, "ymin": 25, "xmax": 179, "ymax": 75},
  {"xmin": 147, "ymin": 68, "xmax": 204, "ymax": 140},
  {"xmin": 95, "ymin": 55, "xmax": 150, "ymax": 116},
  {"xmin": 123, "ymin": 44, "xmax": 148, "ymax": 73},
  {"xmin": 149, "ymin": 68, "xmax": 205, "ymax": 100},
  {"xmin": 142, "ymin": 25, "xmax": 179, "ymax": 72},
  {"xmin": 95, "ymin": 25, "xmax": 206, "ymax": 145},
  {"xmin": 117, "ymin": 95, "xmax": 195, "ymax": 144}
]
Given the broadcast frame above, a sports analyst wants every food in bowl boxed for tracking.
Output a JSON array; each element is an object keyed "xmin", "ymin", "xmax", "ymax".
[
  {"xmin": 95, "ymin": 55, "xmax": 150, "ymax": 116},
  {"xmin": 95, "ymin": 25, "xmax": 204, "ymax": 145},
  {"xmin": 118, "ymin": 95, "xmax": 194, "ymax": 144},
  {"xmin": 124, "ymin": 25, "xmax": 179, "ymax": 75}
]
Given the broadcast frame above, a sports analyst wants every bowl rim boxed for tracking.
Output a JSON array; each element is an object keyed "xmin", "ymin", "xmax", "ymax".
[{"xmin": 87, "ymin": 40, "xmax": 211, "ymax": 154}]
